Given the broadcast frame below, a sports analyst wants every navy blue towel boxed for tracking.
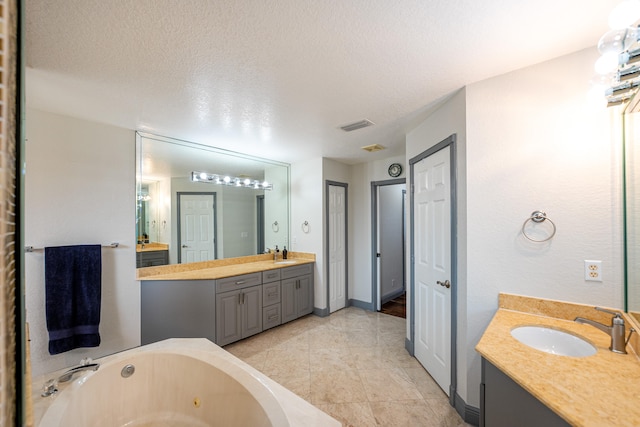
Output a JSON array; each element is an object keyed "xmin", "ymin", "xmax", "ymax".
[{"xmin": 45, "ymin": 245, "xmax": 102, "ymax": 355}]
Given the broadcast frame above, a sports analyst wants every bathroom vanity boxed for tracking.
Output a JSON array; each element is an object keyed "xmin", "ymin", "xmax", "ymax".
[
  {"xmin": 135, "ymin": 243, "xmax": 169, "ymax": 268},
  {"xmin": 138, "ymin": 254, "xmax": 314, "ymax": 346},
  {"xmin": 476, "ymin": 293, "xmax": 640, "ymax": 427}
]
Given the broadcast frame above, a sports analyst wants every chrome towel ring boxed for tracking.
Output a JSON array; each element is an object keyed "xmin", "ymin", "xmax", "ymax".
[
  {"xmin": 272, "ymin": 221, "xmax": 279, "ymax": 232},
  {"xmin": 521, "ymin": 211, "xmax": 556, "ymax": 242},
  {"xmin": 301, "ymin": 221, "xmax": 310, "ymax": 233}
]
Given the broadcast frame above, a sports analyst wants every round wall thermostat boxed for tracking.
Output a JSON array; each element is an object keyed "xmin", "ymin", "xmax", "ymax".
[{"xmin": 388, "ymin": 163, "xmax": 402, "ymax": 177}]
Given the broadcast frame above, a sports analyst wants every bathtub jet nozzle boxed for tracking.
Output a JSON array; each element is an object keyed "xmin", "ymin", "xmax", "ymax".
[{"xmin": 121, "ymin": 364, "xmax": 135, "ymax": 378}]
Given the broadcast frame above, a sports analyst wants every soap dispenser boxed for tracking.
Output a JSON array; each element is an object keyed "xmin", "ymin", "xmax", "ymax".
[{"xmin": 283, "ymin": 246, "xmax": 288, "ymax": 259}]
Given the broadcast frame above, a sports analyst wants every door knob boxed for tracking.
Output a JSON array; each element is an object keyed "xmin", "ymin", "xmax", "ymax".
[
  {"xmin": 437, "ymin": 280, "xmax": 451, "ymax": 289},
  {"xmin": 181, "ymin": 244, "xmax": 189, "ymax": 248}
]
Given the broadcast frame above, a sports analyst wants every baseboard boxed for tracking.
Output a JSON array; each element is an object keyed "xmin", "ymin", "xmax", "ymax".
[
  {"xmin": 380, "ymin": 288, "xmax": 405, "ymax": 305},
  {"xmin": 312, "ymin": 307, "xmax": 330, "ymax": 317},
  {"xmin": 404, "ymin": 337, "xmax": 414, "ymax": 356},
  {"xmin": 455, "ymin": 392, "xmax": 480, "ymax": 426},
  {"xmin": 348, "ymin": 298, "xmax": 375, "ymax": 311}
]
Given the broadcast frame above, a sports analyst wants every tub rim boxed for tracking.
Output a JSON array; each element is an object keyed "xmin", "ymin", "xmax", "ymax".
[{"xmin": 36, "ymin": 338, "xmax": 290, "ymax": 427}]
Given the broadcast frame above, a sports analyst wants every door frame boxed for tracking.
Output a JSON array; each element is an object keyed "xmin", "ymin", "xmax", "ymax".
[
  {"xmin": 370, "ymin": 178, "xmax": 406, "ymax": 310},
  {"xmin": 256, "ymin": 194, "xmax": 265, "ymax": 254},
  {"xmin": 177, "ymin": 192, "xmax": 217, "ymax": 263},
  {"xmin": 408, "ymin": 134, "xmax": 458, "ymax": 406},
  {"xmin": 325, "ymin": 180, "xmax": 348, "ymax": 312}
]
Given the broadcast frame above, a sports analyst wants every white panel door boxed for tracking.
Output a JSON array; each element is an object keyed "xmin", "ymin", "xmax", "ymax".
[
  {"xmin": 329, "ymin": 184, "xmax": 346, "ymax": 313},
  {"xmin": 179, "ymin": 193, "xmax": 216, "ymax": 263},
  {"xmin": 413, "ymin": 146, "xmax": 451, "ymax": 394}
]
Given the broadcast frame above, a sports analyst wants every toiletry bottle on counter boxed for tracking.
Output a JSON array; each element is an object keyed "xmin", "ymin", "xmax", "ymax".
[{"xmin": 283, "ymin": 246, "xmax": 288, "ymax": 259}]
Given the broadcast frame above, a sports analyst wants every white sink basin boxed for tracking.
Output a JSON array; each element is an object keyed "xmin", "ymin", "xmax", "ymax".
[{"xmin": 510, "ymin": 326, "xmax": 597, "ymax": 357}]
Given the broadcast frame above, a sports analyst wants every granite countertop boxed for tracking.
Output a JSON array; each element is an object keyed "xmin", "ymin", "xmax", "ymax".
[
  {"xmin": 136, "ymin": 252, "xmax": 315, "ymax": 281},
  {"xmin": 136, "ymin": 242, "xmax": 169, "ymax": 253},
  {"xmin": 476, "ymin": 294, "xmax": 640, "ymax": 427}
]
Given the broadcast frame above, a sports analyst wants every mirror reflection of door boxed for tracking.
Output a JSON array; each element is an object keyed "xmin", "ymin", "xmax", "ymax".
[{"xmin": 178, "ymin": 192, "xmax": 217, "ymax": 263}]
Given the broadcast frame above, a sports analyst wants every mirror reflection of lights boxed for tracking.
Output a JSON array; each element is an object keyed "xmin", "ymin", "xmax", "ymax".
[
  {"xmin": 191, "ymin": 171, "xmax": 273, "ymax": 190},
  {"xmin": 595, "ymin": 1, "xmax": 640, "ymax": 106}
]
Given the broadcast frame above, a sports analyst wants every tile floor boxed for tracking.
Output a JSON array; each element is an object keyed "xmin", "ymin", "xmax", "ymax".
[{"xmin": 225, "ymin": 306, "xmax": 473, "ymax": 427}]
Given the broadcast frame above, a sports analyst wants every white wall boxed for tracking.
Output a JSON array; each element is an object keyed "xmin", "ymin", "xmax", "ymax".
[
  {"xmin": 291, "ymin": 158, "xmax": 324, "ymax": 307},
  {"xmin": 350, "ymin": 154, "xmax": 406, "ymax": 305},
  {"xmin": 25, "ymin": 109, "xmax": 138, "ymax": 377},
  {"xmin": 462, "ymin": 47, "xmax": 622, "ymax": 406},
  {"xmin": 405, "ymin": 47, "xmax": 623, "ymax": 408}
]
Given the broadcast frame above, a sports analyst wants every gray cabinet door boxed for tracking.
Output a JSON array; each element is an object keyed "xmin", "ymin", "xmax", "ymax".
[
  {"xmin": 241, "ymin": 285, "xmax": 263, "ymax": 339},
  {"xmin": 216, "ymin": 285, "xmax": 263, "ymax": 346},
  {"xmin": 141, "ymin": 280, "xmax": 215, "ymax": 345},
  {"xmin": 216, "ymin": 290, "xmax": 242, "ymax": 346},
  {"xmin": 281, "ymin": 275, "xmax": 313, "ymax": 324},
  {"xmin": 297, "ymin": 275, "xmax": 313, "ymax": 316},
  {"xmin": 481, "ymin": 358, "xmax": 570, "ymax": 427},
  {"xmin": 281, "ymin": 278, "xmax": 297, "ymax": 324}
]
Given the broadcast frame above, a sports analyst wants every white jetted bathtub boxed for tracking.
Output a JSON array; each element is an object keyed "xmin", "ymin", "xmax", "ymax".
[{"xmin": 35, "ymin": 339, "xmax": 340, "ymax": 427}]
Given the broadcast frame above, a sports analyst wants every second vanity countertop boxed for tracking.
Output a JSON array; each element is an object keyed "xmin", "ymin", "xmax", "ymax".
[
  {"xmin": 136, "ymin": 252, "xmax": 315, "ymax": 281},
  {"xmin": 136, "ymin": 242, "xmax": 169, "ymax": 253},
  {"xmin": 476, "ymin": 294, "xmax": 640, "ymax": 427}
]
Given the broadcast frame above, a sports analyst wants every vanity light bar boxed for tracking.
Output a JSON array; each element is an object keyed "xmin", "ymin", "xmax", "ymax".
[{"xmin": 191, "ymin": 171, "xmax": 273, "ymax": 190}]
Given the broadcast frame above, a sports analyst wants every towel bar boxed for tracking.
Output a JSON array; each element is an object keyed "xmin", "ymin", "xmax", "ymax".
[{"xmin": 25, "ymin": 243, "xmax": 120, "ymax": 253}]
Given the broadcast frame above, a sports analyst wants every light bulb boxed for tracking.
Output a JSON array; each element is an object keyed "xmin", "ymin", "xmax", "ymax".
[
  {"xmin": 262, "ymin": 181, "xmax": 269, "ymax": 187},
  {"xmin": 609, "ymin": 0, "xmax": 640, "ymax": 29},
  {"xmin": 244, "ymin": 178, "xmax": 251, "ymax": 186},
  {"xmin": 199, "ymin": 172, "xmax": 207, "ymax": 180},
  {"xmin": 223, "ymin": 176, "xmax": 231, "ymax": 183},
  {"xmin": 598, "ymin": 27, "xmax": 638, "ymax": 54},
  {"xmin": 595, "ymin": 52, "xmax": 620, "ymax": 75}
]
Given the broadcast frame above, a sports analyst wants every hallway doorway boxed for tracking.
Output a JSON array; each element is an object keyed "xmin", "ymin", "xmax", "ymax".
[{"xmin": 371, "ymin": 178, "xmax": 406, "ymax": 312}]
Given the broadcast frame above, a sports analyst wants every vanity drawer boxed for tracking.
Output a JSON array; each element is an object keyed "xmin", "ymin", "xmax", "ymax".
[
  {"xmin": 216, "ymin": 272, "xmax": 262, "ymax": 293},
  {"xmin": 263, "ymin": 304, "xmax": 281, "ymax": 330},
  {"xmin": 280, "ymin": 263, "xmax": 312, "ymax": 279},
  {"xmin": 263, "ymin": 282, "xmax": 281, "ymax": 307},
  {"xmin": 262, "ymin": 269, "xmax": 281, "ymax": 284}
]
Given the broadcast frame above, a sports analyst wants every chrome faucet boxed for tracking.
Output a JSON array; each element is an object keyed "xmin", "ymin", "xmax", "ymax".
[
  {"xmin": 575, "ymin": 307, "xmax": 635, "ymax": 354},
  {"xmin": 41, "ymin": 360, "xmax": 100, "ymax": 396}
]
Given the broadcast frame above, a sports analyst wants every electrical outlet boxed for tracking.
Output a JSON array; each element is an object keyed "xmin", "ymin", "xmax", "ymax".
[{"xmin": 584, "ymin": 260, "xmax": 602, "ymax": 282}]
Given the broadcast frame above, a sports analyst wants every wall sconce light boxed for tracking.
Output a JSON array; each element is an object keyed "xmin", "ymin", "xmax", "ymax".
[
  {"xmin": 596, "ymin": 1, "xmax": 640, "ymax": 106},
  {"xmin": 191, "ymin": 171, "xmax": 273, "ymax": 191}
]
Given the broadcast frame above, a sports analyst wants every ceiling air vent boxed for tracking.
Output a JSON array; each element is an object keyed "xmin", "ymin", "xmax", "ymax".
[
  {"xmin": 361, "ymin": 144, "xmax": 386, "ymax": 153},
  {"xmin": 340, "ymin": 119, "xmax": 375, "ymax": 132}
]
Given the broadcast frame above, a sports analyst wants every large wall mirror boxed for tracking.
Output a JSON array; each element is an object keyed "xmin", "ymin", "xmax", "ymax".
[
  {"xmin": 136, "ymin": 132, "xmax": 290, "ymax": 266},
  {"xmin": 624, "ymin": 100, "xmax": 640, "ymax": 322},
  {"xmin": 623, "ymin": 100, "xmax": 640, "ymax": 323}
]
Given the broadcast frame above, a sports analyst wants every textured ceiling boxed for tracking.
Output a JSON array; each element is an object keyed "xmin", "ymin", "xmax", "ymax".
[{"xmin": 25, "ymin": 0, "xmax": 618, "ymax": 165}]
